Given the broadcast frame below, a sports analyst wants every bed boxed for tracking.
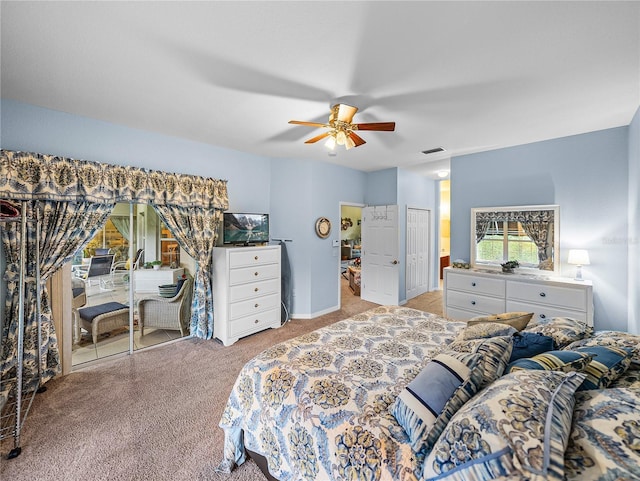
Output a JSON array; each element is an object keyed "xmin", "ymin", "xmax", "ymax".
[{"xmin": 217, "ymin": 306, "xmax": 640, "ymax": 481}]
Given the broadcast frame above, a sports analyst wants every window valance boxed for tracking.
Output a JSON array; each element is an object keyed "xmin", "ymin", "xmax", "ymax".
[{"xmin": 1, "ymin": 150, "xmax": 229, "ymax": 211}]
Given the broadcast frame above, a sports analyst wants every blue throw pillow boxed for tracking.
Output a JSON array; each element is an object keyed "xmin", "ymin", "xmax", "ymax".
[
  {"xmin": 392, "ymin": 351, "xmax": 483, "ymax": 452},
  {"xmin": 573, "ymin": 345, "xmax": 633, "ymax": 390},
  {"xmin": 507, "ymin": 350, "xmax": 593, "ymax": 374},
  {"xmin": 175, "ymin": 277, "xmax": 186, "ymax": 296},
  {"xmin": 509, "ymin": 331, "xmax": 554, "ymax": 363}
]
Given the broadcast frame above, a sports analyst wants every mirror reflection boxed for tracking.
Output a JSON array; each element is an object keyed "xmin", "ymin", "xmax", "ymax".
[{"xmin": 471, "ymin": 205, "xmax": 559, "ymax": 273}]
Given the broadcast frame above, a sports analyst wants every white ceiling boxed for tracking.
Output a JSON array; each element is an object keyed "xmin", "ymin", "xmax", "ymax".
[{"xmin": 2, "ymin": 1, "xmax": 639, "ymax": 178}]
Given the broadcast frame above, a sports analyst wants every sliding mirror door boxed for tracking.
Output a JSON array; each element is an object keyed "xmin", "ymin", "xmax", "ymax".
[{"xmin": 71, "ymin": 203, "xmax": 194, "ymax": 366}]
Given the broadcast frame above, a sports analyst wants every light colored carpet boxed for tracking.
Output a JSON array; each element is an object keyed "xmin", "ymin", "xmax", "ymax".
[{"xmin": 0, "ymin": 286, "xmax": 443, "ymax": 481}]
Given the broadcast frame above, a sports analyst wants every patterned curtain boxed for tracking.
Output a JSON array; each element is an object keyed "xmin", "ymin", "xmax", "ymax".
[
  {"xmin": 1, "ymin": 149, "xmax": 229, "ymax": 385},
  {"xmin": 1, "ymin": 200, "xmax": 114, "ymax": 388},
  {"xmin": 153, "ymin": 204, "xmax": 221, "ymax": 339},
  {"xmin": 516, "ymin": 210, "xmax": 554, "ymax": 262},
  {"xmin": 474, "ymin": 212, "xmax": 492, "ymax": 243},
  {"xmin": 0, "ymin": 150, "xmax": 228, "ymax": 210}
]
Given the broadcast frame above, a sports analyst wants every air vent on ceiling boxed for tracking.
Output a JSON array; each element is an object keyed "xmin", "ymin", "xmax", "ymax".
[{"xmin": 421, "ymin": 147, "xmax": 445, "ymax": 155}]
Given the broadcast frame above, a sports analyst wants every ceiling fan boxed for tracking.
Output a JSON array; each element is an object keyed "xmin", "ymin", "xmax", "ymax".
[{"xmin": 289, "ymin": 103, "xmax": 395, "ymax": 150}]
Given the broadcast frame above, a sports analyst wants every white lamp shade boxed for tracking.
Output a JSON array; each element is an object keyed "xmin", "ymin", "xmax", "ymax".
[{"xmin": 568, "ymin": 249, "xmax": 590, "ymax": 266}]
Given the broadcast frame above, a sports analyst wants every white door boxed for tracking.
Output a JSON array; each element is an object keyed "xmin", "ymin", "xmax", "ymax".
[
  {"xmin": 406, "ymin": 208, "xmax": 430, "ymax": 300},
  {"xmin": 361, "ymin": 205, "xmax": 399, "ymax": 305}
]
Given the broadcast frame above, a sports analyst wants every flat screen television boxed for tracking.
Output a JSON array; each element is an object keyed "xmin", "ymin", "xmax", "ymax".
[{"xmin": 223, "ymin": 213, "xmax": 270, "ymax": 245}]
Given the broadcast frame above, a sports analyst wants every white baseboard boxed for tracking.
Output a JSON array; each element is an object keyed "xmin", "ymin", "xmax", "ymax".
[{"xmin": 291, "ymin": 304, "xmax": 340, "ymax": 319}]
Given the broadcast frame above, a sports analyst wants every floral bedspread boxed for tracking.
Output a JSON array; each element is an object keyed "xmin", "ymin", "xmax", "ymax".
[{"xmin": 218, "ymin": 306, "xmax": 464, "ymax": 481}]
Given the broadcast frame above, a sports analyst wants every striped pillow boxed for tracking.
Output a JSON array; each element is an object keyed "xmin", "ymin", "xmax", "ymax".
[
  {"xmin": 392, "ymin": 351, "xmax": 483, "ymax": 452},
  {"xmin": 573, "ymin": 345, "xmax": 633, "ymax": 390},
  {"xmin": 448, "ymin": 336, "xmax": 514, "ymax": 388},
  {"xmin": 507, "ymin": 350, "xmax": 593, "ymax": 374}
]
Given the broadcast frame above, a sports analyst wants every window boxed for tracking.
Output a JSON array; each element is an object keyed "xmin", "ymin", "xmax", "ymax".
[
  {"xmin": 476, "ymin": 220, "xmax": 539, "ymax": 267},
  {"xmin": 159, "ymin": 222, "xmax": 180, "ymax": 267}
]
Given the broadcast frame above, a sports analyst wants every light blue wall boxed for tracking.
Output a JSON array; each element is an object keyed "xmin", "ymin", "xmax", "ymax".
[
  {"xmin": 365, "ymin": 168, "xmax": 398, "ymax": 205},
  {"xmin": 1, "ymin": 99, "xmax": 272, "ymax": 212},
  {"xmin": 629, "ymin": 107, "xmax": 640, "ymax": 334},
  {"xmin": 398, "ymin": 168, "xmax": 439, "ymax": 298},
  {"xmin": 269, "ymin": 157, "xmax": 367, "ymax": 316},
  {"xmin": 451, "ymin": 127, "xmax": 630, "ymax": 331}
]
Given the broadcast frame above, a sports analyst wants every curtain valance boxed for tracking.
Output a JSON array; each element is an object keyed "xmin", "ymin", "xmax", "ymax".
[
  {"xmin": 475, "ymin": 209, "xmax": 554, "ymax": 224},
  {"xmin": 1, "ymin": 150, "xmax": 229, "ymax": 210}
]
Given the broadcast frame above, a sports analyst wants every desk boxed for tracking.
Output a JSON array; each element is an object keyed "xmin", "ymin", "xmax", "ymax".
[
  {"xmin": 133, "ymin": 267, "xmax": 184, "ymax": 293},
  {"xmin": 348, "ymin": 266, "xmax": 361, "ymax": 296}
]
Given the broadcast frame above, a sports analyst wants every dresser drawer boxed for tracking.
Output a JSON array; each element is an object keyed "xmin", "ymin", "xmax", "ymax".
[
  {"xmin": 446, "ymin": 272, "xmax": 505, "ymax": 297},
  {"xmin": 447, "ymin": 290, "xmax": 505, "ymax": 315},
  {"xmin": 229, "ymin": 278, "xmax": 280, "ymax": 303},
  {"xmin": 228, "ymin": 308, "xmax": 280, "ymax": 337},
  {"xmin": 507, "ymin": 281, "xmax": 586, "ymax": 311},
  {"xmin": 506, "ymin": 300, "xmax": 588, "ymax": 324},
  {"xmin": 229, "ymin": 263, "xmax": 280, "ymax": 285},
  {"xmin": 230, "ymin": 293, "xmax": 280, "ymax": 319},
  {"xmin": 445, "ymin": 306, "xmax": 488, "ymax": 322},
  {"xmin": 229, "ymin": 248, "xmax": 280, "ymax": 268}
]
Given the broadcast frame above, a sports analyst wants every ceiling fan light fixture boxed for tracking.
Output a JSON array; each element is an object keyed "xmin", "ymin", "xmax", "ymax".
[
  {"xmin": 290, "ymin": 103, "xmax": 395, "ymax": 151},
  {"xmin": 325, "ymin": 135, "xmax": 336, "ymax": 150},
  {"xmin": 345, "ymin": 135, "xmax": 356, "ymax": 150}
]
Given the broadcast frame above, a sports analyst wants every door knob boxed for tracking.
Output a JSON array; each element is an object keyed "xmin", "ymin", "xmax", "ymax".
[{"xmin": 391, "ymin": 260, "xmax": 398, "ymax": 265}]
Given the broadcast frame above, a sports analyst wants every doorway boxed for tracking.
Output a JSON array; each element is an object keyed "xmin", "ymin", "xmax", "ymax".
[
  {"xmin": 338, "ymin": 203, "xmax": 363, "ymax": 308},
  {"xmin": 439, "ymin": 180, "xmax": 451, "ymax": 285}
]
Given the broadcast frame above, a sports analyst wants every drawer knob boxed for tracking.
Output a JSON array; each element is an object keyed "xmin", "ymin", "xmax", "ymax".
[
  {"xmin": 254, "ymin": 272, "xmax": 259, "ymax": 276},
  {"xmin": 254, "ymin": 319, "xmax": 259, "ymax": 324},
  {"xmin": 255, "ymin": 303, "xmax": 259, "ymax": 308},
  {"xmin": 539, "ymin": 314, "xmax": 547, "ymax": 319},
  {"xmin": 471, "ymin": 300, "xmax": 476, "ymax": 305},
  {"xmin": 539, "ymin": 292, "xmax": 546, "ymax": 297},
  {"xmin": 254, "ymin": 287, "xmax": 259, "ymax": 292},
  {"xmin": 471, "ymin": 282, "xmax": 476, "ymax": 287},
  {"xmin": 254, "ymin": 256, "xmax": 259, "ymax": 260}
]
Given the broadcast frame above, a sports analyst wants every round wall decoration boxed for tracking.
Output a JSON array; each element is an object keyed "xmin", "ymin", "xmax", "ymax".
[{"xmin": 315, "ymin": 217, "xmax": 331, "ymax": 238}]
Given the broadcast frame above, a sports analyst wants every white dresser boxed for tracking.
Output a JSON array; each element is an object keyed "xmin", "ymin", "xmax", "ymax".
[
  {"xmin": 443, "ymin": 267, "xmax": 593, "ymax": 326},
  {"xmin": 212, "ymin": 245, "xmax": 281, "ymax": 346}
]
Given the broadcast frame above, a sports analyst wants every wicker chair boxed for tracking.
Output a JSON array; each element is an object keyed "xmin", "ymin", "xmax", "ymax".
[{"xmin": 138, "ymin": 277, "xmax": 193, "ymax": 337}]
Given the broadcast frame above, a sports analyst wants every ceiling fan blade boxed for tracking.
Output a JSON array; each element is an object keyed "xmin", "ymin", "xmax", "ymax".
[
  {"xmin": 348, "ymin": 132, "xmax": 366, "ymax": 147},
  {"xmin": 304, "ymin": 132, "xmax": 331, "ymax": 144},
  {"xmin": 353, "ymin": 122, "xmax": 396, "ymax": 131},
  {"xmin": 335, "ymin": 104, "xmax": 358, "ymax": 123},
  {"xmin": 289, "ymin": 120, "xmax": 330, "ymax": 128}
]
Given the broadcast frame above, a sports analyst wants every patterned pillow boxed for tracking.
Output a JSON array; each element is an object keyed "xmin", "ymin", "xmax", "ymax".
[
  {"xmin": 423, "ymin": 370, "xmax": 586, "ymax": 481},
  {"xmin": 467, "ymin": 311, "xmax": 534, "ymax": 331},
  {"xmin": 448, "ymin": 336, "xmax": 513, "ymax": 388},
  {"xmin": 392, "ymin": 351, "xmax": 483, "ymax": 452},
  {"xmin": 565, "ymin": 387, "xmax": 640, "ymax": 481},
  {"xmin": 456, "ymin": 322, "xmax": 517, "ymax": 341},
  {"xmin": 609, "ymin": 368, "xmax": 640, "ymax": 388},
  {"xmin": 564, "ymin": 330, "xmax": 640, "ymax": 368},
  {"xmin": 572, "ymin": 345, "xmax": 633, "ymax": 391},
  {"xmin": 523, "ymin": 317, "xmax": 593, "ymax": 348},
  {"xmin": 506, "ymin": 350, "xmax": 593, "ymax": 374},
  {"xmin": 509, "ymin": 331, "xmax": 555, "ymax": 362}
]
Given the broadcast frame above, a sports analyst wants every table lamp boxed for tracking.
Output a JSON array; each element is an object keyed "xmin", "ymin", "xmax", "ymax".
[{"xmin": 568, "ymin": 249, "xmax": 590, "ymax": 281}]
